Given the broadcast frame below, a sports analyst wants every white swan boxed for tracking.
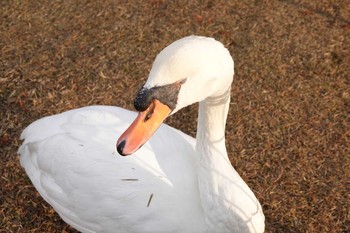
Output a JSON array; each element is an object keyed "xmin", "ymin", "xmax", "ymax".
[{"xmin": 19, "ymin": 36, "xmax": 264, "ymax": 233}]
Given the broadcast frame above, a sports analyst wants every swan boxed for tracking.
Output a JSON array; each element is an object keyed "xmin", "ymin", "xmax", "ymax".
[{"xmin": 19, "ymin": 36, "xmax": 265, "ymax": 233}]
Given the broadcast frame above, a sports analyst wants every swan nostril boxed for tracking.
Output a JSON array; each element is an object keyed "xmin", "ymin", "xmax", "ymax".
[{"xmin": 116, "ymin": 140, "xmax": 126, "ymax": 156}]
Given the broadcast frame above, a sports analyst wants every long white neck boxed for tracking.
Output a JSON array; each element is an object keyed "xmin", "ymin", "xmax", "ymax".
[{"xmin": 196, "ymin": 88, "xmax": 264, "ymax": 233}]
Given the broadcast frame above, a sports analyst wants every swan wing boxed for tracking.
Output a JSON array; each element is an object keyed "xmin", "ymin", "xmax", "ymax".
[{"xmin": 19, "ymin": 106, "xmax": 203, "ymax": 233}]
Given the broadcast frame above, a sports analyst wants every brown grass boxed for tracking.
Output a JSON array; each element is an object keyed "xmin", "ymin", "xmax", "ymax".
[{"xmin": 1, "ymin": 0, "xmax": 349, "ymax": 232}]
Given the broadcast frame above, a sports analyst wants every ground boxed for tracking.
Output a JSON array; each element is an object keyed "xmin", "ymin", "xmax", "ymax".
[{"xmin": 1, "ymin": 0, "xmax": 349, "ymax": 232}]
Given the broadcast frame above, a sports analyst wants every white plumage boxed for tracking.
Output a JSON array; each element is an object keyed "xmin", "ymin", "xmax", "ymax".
[{"xmin": 19, "ymin": 36, "xmax": 264, "ymax": 233}]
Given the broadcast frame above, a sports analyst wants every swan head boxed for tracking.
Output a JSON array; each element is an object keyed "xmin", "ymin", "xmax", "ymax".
[{"xmin": 117, "ymin": 36, "xmax": 234, "ymax": 156}]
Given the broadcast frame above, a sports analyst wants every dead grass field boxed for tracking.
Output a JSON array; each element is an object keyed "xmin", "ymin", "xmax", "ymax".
[{"xmin": 1, "ymin": 0, "xmax": 349, "ymax": 232}]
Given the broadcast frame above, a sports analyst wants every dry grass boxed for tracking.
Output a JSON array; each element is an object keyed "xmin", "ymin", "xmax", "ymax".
[{"xmin": 1, "ymin": 0, "xmax": 349, "ymax": 232}]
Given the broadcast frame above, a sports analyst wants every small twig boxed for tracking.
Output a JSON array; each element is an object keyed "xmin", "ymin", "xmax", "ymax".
[{"xmin": 147, "ymin": 193, "xmax": 153, "ymax": 207}]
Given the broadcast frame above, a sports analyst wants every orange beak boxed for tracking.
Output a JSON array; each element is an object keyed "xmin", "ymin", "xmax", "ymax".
[{"xmin": 116, "ymin": 99, "xmax": 171, "ymax": 156}]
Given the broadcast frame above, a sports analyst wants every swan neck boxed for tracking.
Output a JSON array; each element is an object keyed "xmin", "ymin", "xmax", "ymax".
[
  {"xmin": 195, "ymin": 87, "xmax": 265, "ymax": 232},
  {"xmin": 195, "ymin": 88, "xmax": 234, "ymax": 231},
  {"xmin": 196, "ymin": 88, "xmax": 231, "ymax": 160}
]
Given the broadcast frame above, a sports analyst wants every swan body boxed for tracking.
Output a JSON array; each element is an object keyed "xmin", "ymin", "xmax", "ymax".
[
  {"xmin": 20, "ymin": 106, "xmax": 204, "ymax": 232},
  {"xmin": 19, "ymin": 36, "xmax": 264, "ymax": 233}
]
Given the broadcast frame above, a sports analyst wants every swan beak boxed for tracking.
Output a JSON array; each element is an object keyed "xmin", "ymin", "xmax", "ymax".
[{"xmin": 116, "ymin": 99, "xmax": 171, "ymax": 156}]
